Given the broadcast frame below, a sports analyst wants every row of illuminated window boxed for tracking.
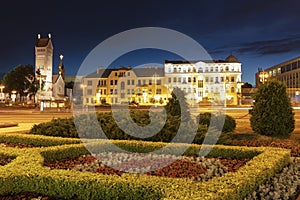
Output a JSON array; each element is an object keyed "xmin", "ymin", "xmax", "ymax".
[
  {"xmin": 97, "ymin": 79, "xmax": 162, "ymax": 87},
  {"xmin": 167, "ymin": 66, "xmax": 239, "ymax": 73},
  {"xmin": 205, "ymin": 76, "xmax": 235, "ymax": 83},
  {"xmin": 89, "ymin": 88, "xmax": 163, "ymax": 96},
  {"xmin": 279, "ymin": 72, "xmax": 300, "ymax": 88},
  {"xmin": 168, "ymin": 77, "xmax": 197, "ymax": 83},
  {"xmin": 280, "ymin": 60, "xmax": 300, "ymax": 74}
]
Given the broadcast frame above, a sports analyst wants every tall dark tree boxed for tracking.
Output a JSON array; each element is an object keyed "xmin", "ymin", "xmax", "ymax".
[
  {"xmin": 2, "ymin": 64, "xmax": 36, "ymax": 100},
  {"xmin": 249, "ymin": 80, "xmax": 295, "ymax": 137},
  {"xmin": 165, "ymin": 87, "xmax": 190, "ymax": 121}
]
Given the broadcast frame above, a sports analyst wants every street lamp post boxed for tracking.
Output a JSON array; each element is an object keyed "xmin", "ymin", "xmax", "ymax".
[
  {"xmin": 36, "ymin": 74, "xmax": 46, "ymax": 111},
  {"xmin": 96, "ymin": 90, "xmax": 101, "ymax": 105},
  {"xmin": 259, "ymin": 70, "xmax": 269, "ymax": 84},
  {"xmin": 0, "ymin": 85, "xmax": 5, "ymax": 103}
]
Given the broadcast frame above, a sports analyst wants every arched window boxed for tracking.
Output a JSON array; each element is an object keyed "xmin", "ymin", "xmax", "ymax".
[{"xmin": 121, "ymin": 82, "xmax": 125, "ymax": 90}]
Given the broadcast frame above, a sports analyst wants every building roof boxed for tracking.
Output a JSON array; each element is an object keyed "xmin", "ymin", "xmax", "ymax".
[
  {"xmin": 165, "ymin": 54, "xmax": 240, "ymax": 64},
  {"xmin": 133, "ymin": 67, "xmax": 164, "ymax": 77},
  {"xmin": 36, "ymin": 38, "xmax": 50, "ymax": 47},
  {"xmin": 85, "ymin": 69, "xmax": 117, "ymax": 78},
  {"xmin": 225, "ymin": 54, "xmax": 240, "ymax": 63}
]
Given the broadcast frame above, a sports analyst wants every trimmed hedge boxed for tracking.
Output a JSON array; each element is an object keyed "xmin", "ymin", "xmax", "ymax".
[
  {"xmin": 0, "ymin": 133, "xmax": 81, "ymax": 147},
  {"xmin": 29, "ymin": 111, "xmax": 235, "ymax": 145},
  {"xmin": 0, "ymin": 140, "xmax": 291, "ymax": 199}
]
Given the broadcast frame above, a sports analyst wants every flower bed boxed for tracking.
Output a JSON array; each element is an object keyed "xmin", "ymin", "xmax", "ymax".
[
  {"xmin": 245, "ymin": 157, "xmax": 300, "ymax": 200},
  {"xmin": 44, "ymin": 153, "xmax": 251, "ymax": 182},
  {"xmin": 0, "ymin": 140, "xmax": 291, "ymax": 199}
]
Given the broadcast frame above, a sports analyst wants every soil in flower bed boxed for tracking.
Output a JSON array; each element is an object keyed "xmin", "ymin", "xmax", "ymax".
[
  {"xmin": 0, "ymin": 143, "xmax": 34, "ymax": 148},
  {"xmin": 217, "ymin": 157, "xmax": 251, "ymax": 172},
  {"xmin": 0, "ymin": 192, "xmax": 55, "ymax": 200},
  {"xmin": 0, "ymin": 154, "xmax": 14, "ymax": 166}
]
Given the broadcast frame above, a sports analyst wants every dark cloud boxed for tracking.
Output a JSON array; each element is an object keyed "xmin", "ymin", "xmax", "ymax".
[{"xmin": 210, "ymin": 34, "xmax": 300, "ymax": 56}]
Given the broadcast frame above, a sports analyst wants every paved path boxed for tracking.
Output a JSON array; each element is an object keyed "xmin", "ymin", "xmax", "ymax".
[{"xmin": 0, "ymin": 110, "xmax": 72, "ymax": 134}]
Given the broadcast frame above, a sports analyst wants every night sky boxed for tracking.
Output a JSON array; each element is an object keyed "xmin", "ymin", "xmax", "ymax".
[{"xmin": 1, "ymin": 0, "xmax": 300, "ymax": 85}]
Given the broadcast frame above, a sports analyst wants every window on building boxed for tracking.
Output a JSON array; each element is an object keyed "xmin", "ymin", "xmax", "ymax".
[
  {"xmin": 115, "ymin": 98, "xmax": 118, "ymax": 103},
  {"xmin": 127, "ymin": 89, "xmax": 130, "ymax": 94},
  {"xmin": 173, "ymin": 77, "xmax": 177, "ymax": 82},
  {"xmin": 225, "ymin": 66, "xmax": 229, "ymax": 71},
  {"xmin": 149, "ymin": 80, "xmax": 152, "ymax": 85},
  {"xmin": 39, "ymin": 66, "xmax": 44, "ymax": 70},
  {"xmin": 205, "ymin": 67, "xmax": 208, "ymax": 72},
  {"xmin": 231, "ymin": 87, "xmax": 235, "ymax": 93},
  {"xmin": 156, "ymin": 89, "xmax": 162, "ymax": 94},
  {"xmin": 127, "ymin": 80, "xmax": 130, "ymax": 85},
  {"xmin": 215, "ymin": 77, "xmax": 219, "ymax": 83},
  {"xmin": 193, "ymin": 77, "xmax": 196, "ymax": 82},
  {"xmin": 168, "ymin": 78, "xmax": 171, "ymax": 83},
  {"xmin": 138, "ymin": 80, "xmax": 141, "ymax": 86},
  {"xmin": 178, "ymin": 77, "xmax": 181, "ymax": 82},
  {"xmin": 121, "ymin": 82, "xmax": 125, "ymax": 90},
  {"xmin": 127, "ymin": 72, "xmax": 130, "ymax": 76},
  {"xmin": 132, "ymin": 89, "xmax": 134, "ymax": 94},
  {"xmin": 115, "ymin": 80, "xmax": 118, "ymax": 85},
  {"xmin": 115, "ymin": 72, "xmax": 118, "ymax": 76},
  {"xmin": 87, "ymin": 80, "xmax": 92, "ymax": 86},
  {"xmin": 121, "ymin": 93, "xmax": 125, "ymax": 99},
  {"xmin": 131, "ymin": 80, "xmax": 134, "ymax": 85},
  {"xmin": 221, "ymin": 77, "xmax": 224, "ymax": 82},
  {"xmin": 103, "ymin": 89, "xmax": 106, "ymax": 95},
  {"xmin": 143, "ymin": 80, "xmax": 146, "ymax": 85},
  {"xmin": 210, "ymin": 77, "xmax": 214, "ymax": 82},
  {"xmin": 198, "ymin": 67, "xmax": 203, "ymax": 73},
  {"xmin": 205, "ymin": 77, "xmax": 209, "ymax": 82},
  {"xmin": 157, "ymin": 79, "xmax": 161, "ymax": 85},
  {"xmin": 110, "ymin": 80, "xmax": 114, "ymax": 85},
  {"xmin": 188, "ymin": 77, "xmax": 191, "ymax": 82},
  {"xmin": 198, "ymin": 80, "xmax": 203, "ymax": 88},
  {"xmin": 91, "ymin": 98, "xmax": 94, "ymax": 104},
  {"xmin": 110, "ymin": 89, "xmax": 113, "ymax": 94},
  {"xmin": 231, "ymin": 77, "xmax": 235, "ymax": 82},
  {"xmin": 87, "ymin": 89, "xmax": 92, "ymax": 95},
  {"xmin": 215, "ymin": 67, "xmax": 218, "ymax": 72},
  {"xmin": 86, "ymin": 98, "xmax": 89, "ymax": 103},
  {"xmin": 114, "ymin": 89, "xmax": 118, "ymax": 94},
  {"xmin": 210, "ymin": 67, "xmax": 213, "ymax": 72}
]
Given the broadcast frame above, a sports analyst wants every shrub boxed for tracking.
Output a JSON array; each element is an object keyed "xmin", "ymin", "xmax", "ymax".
[
  {"xmin": 249, "ymin": 80, "xmax": 295, "ymax": 137},
  {"xmin": 197, "ymin": 112, "xmax": 236, "ymax": 132}
]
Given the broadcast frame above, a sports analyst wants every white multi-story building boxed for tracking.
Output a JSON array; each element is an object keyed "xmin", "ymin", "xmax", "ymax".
[
  {"xmin": 81, "ymin": 54, "xmax": 243, "ymax": 106},
  {"xmin": 164, "ymin": 54, "xmax": 243, "ymax": 105}
]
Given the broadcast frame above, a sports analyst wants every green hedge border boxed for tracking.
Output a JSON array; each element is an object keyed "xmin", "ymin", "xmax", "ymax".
[
  {"xmin": 0, "ymin": 133, "xmax": 81, "ymax": 147},
  {"xmin": 0, "ymin": 139, "xmax": 290, "ymax": 199}
]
